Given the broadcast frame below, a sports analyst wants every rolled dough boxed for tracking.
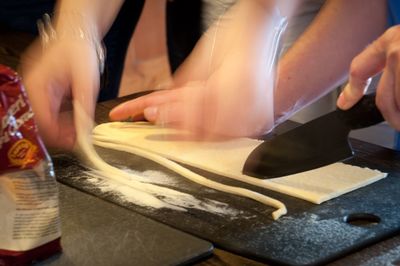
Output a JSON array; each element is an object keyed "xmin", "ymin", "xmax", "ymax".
[
  {"xmin": 74, "ymin": 104, "xmax": 286, "ymax": 219},
  {"xmin": 92, "ymin": 122, "xmax": 387, "ymax": 205}
]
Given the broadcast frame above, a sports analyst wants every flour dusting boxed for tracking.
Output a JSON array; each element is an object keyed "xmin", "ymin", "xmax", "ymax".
[
  {"xmin": 79, "ymin": 169, "xmax": 240, "ymax": 216},
  {"xmin": 119, "ymin": 167, "xmax": 181, "ymax": 186}
]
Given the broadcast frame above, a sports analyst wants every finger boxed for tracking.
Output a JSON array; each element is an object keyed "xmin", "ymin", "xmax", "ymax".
[
  {"xmin": 393, "ymin": 47, "xmax": 400, "ymax": 112},
  {"xmin": 109, "ymin": 89, "xmax": 181, "ymax": 121},
  {"xmin": 71, "ymin": 48, "xmax": 100, "ymax": 122},
  {"xmin": 52, "ymin": 111, "xmax": 76, "ymax": 149},
  {"xmin": 376, "ymin": 66, "xmax": 400, "ymax": 130},
  {"xmin": 337, "ymin": 78, "xmax": 372, "ymax": 110},
  {"xmin": 337, "ymin": 37, "xmax": 387, "ymax": 110},
  {"xmin": 144, "ymin": 102, "xmax": 183, "ymax": 125},
  {"xmin": 24, "ymin": 66, "xmax": 67, "ymax": 148},
  {"xmin": 69, "ymin": 47, "xmax": 102, "ymax": 148},
  {"xmin": 46, "ymin": 89, "xmax": 75, "ymax": 149},
  {"xmin": 143, "ymin": 93, "xmax": 206, "ymax": 134}
]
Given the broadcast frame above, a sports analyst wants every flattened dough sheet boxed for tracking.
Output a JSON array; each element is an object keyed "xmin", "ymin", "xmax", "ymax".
[{"xmin": 92, "ymin": 122, "xmax": 387, "ymax": 204}]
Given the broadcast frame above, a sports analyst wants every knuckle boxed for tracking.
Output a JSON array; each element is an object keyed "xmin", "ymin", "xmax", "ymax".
[
  {"xmin": 375, "ymin": 93, "xmax": 383, "ymax": 108},
  {"xmin": 376, "ymin": 96, "xmax": 388, "ymax": 114},
  {"xmin": 383, "ymin": 26, "xmax": 400, "ymax": 62},
  {"xmin": 349, "ymin": 60, "xmax": 362, "ymax": 78},
  {"xmin": 386, "ymin": 46, "xmax": 400, "ymax": 64},
  {"xmin": 348, "ymin": 57, "xmax": 369, "ymax": 81},
  {"xmin": 391, "ymin": 119, "xmax": 400, "ymax": 131},
  {"xmin": 385, "ymin": 25, "xmax": 400, "ymax": 40}
]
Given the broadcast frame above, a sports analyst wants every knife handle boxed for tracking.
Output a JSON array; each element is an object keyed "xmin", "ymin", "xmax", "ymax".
[{"xmin": 337, "ymin": 93, "xmax": 384, "ymax": 130}]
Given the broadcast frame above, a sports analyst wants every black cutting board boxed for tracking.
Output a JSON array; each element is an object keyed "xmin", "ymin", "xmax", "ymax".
[
  {"xmin": 36, "ymin": 183, "xmax": 213, "ymax": 266},
  {"xmin": 53, "ymin": 139, "xmax": 400, "ymax": 266}
]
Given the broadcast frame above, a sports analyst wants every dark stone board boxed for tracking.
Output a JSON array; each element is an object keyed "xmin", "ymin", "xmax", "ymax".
[
  {"xmin": 36, "ymin": 183, "xmax": 213, "ymax": 266},
  {"xmin": 52, "ymin": 141, "xmax": 400, "ymax": 266}
]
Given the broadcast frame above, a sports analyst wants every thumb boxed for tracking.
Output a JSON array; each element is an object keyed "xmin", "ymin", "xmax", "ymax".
[
  {"xmin": 72, "ymin": 51, "xmax": 100, "ymax": 144},
  {"xmin": 337, "ymin": 77, "xmax": 372, "ymax": 110}
]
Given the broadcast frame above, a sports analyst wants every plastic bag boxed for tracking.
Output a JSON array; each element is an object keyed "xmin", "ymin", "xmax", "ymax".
[{"xmin": 0, "ymin": 65, "xmax": 61, "ymax": 265}]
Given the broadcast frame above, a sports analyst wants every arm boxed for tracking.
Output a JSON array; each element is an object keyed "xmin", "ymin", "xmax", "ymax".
[
  {"xmin": 22, "ymin": 0, "xmax": 124, "ymax": 149},
  {"xmin": 55, "ymin": 0, "xmax": 124, "ymax": 38},
  {"xmin": 274, "ymin": 0, "xmax": 387, "ymax": 123},
  {"xmin": 110, "ymin": 0, "xmax": 298, "ymax": 138}
]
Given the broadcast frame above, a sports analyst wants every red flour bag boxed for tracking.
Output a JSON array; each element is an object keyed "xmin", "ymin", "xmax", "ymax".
[{"xmin": 0, "ymin": 65, "xmax": 61, "ymax": 265}]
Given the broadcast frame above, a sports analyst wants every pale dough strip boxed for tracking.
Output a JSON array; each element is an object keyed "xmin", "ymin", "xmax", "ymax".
[
  {"xmin": 74, "ymin": 103, "xmax": 286, "ymax": 219},
  {"xmin": 93, "ymin": 136, "xmax": 287, "ymax": 220},
  {"xmin": 92, "ymin": 122, "xmax": 387, "ymax": 204}
]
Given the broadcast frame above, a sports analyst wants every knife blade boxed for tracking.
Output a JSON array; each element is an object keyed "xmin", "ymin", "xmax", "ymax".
[{"xmin": 242, "ymin": 93, "xmax": 384, "ymax": 179}]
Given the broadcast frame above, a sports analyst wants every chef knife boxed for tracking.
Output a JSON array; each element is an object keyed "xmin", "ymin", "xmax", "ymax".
[{"xmin": 242, "ymin": 93, "xmax": 384, "ymax": 179}]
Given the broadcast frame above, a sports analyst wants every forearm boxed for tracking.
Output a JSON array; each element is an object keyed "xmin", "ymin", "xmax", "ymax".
[
  {"xmin": 274, "ymin": 0, "xmax": 387, "ymax": 123},
  {"xmin": 54, "ymin": 0, "xmax": 124, "ymax": 40},
  {"xmin": 173, "ymin": 0, "xmax": 285, "ymax": 86}
]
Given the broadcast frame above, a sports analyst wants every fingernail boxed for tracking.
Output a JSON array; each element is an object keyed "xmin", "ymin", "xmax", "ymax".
[
  {"xmin": 337, "ymin": 91, "xmax": 347, "ymax": 109},
  {"xmin": 109, "ymin": 104, "xmax": 124, "ymax": 119},
  {"xmin": 144, "ymin": 106, "xmax": 158, "ymax": 121},
  {"xmin": 337, "ymin": 83, "xmax": 354, "ymax": 109}
]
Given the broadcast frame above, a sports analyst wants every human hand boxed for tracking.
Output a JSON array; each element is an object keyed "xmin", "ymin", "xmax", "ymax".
[
  {"xmin": 22, "ymin": 36, "xmax": 100, "ymax": 149},
  {"xmin": 110, "ymin": 0, "xmax": 286, "ymax": 138},
  {"xmin": 337, "ymin": 25, "xmax": 400, "ymax": 130}
]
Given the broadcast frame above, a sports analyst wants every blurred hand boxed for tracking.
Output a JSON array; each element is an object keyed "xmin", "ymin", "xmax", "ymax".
[
  {"xmin": 22, "ymin": 37, "xmax": 100, "ymax": 149},
  {"xmin": 110, "ymin": 0, "xmax": 286, "ymax": 139},
  {"xmin": 337, "ymin": 25, "xmax": 400, "ymax": 130}
]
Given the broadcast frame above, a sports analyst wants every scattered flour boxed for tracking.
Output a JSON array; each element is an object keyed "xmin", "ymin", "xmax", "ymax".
[
  {"xmin": 119, "ymin": 167, "xmax": 180, "ymax": 187},
  {"xmin": 80, "ymin": 169, "xmax": 241, "ymax": 217}
]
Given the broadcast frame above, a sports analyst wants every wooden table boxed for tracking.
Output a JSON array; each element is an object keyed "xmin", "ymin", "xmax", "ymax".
[{"xmin": 92, "ymin": 95, "xmax": 400, "ymax": 266}]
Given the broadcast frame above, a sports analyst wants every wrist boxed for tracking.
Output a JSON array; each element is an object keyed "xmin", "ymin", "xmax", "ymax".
[
  {"xmin": 55, "ymin": 11, "xmax": 101, "ymax": 41},
  {"xmin": 37, "ymin": 13, "xmax": 105, "ymax": 74}
]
